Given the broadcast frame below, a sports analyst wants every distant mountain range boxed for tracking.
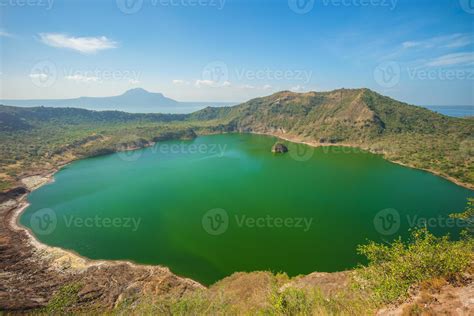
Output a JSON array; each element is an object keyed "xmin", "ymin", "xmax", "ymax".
[
  {"xmin": 0, "ymin": 88, "xmax": 235, "ymax": 114},
  {"xmin": 0, "ymin": 88, "xmax": 472, "ymax": 189}
]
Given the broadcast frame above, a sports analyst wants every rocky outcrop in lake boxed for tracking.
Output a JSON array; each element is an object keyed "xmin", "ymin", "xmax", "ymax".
[{"xmin": 272, "ymin": 143, "xmax": 288, "ymax": 153}]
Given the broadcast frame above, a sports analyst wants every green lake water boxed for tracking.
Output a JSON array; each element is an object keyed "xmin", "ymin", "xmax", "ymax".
[{"xmin": 21, "ymin": 134, "xmax": 473, "ymax": 285}]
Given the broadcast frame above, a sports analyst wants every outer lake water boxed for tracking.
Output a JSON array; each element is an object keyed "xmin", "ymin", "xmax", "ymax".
[{"xmin": 21, "ymin": 134, "xmax": 473, "ymax": 285}]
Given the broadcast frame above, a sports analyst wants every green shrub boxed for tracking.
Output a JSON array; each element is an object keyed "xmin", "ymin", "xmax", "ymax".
[
  {"xmin": 355, "ymin": 227, "xmax": 474, "ymax": 304},
  {"xmin": 44, "ymin": 282, "xmax": 82, "ymax": 313},
  {"xmin": 271, "ymin": 287, "xmax": 313, "ymax": 315}
]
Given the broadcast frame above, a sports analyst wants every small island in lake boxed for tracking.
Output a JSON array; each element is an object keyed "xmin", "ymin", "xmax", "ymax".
[{"xmin": 272, "ymin": 143, "xmax": 288, "ymax": 153}]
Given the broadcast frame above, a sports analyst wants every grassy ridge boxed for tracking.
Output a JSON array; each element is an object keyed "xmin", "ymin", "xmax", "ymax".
[
  {"xmin": 1, "ymin": 90, "xmax": 473, "ymax": 313},
  {"xmin": 0, "ymin": 88, "xmax": 473, "ymax": 190}
]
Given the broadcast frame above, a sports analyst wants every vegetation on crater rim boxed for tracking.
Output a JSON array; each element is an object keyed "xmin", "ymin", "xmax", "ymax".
[{"xmin": 0, "ymin": 88, "xmax": 472, "ymax": 191}]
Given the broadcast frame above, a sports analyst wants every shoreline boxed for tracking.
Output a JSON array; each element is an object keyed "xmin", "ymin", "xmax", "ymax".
[
  {"xmin": 2, "ymin": 133, "xmax": 472, "ymax": 311},
  {"xmin": 8, "ymin": 131, "xmax": 473, "ymax": 282},
  {"xmin": 1, "ymin": 171, "xmax": 204, "ymax": 311},
  {"xmin": 256, "ymin": 131, "xmax": 474, "ymax": 191},
  {"xmin": 10, "ymin": 174, "xmax": 205, "ymax": 285},
  {"xmin": 9, "ymin": 132, "xmax": 474, "ymax": 270}
]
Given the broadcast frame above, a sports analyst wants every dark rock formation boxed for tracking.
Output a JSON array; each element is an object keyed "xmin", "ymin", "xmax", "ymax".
[
  {"xmin": 272, "ymin": 143, "xmax": 288, "ymax": 153},
  {"xmin": 0, "ymin": 187, "xmax": 29, "ymax": 203}
]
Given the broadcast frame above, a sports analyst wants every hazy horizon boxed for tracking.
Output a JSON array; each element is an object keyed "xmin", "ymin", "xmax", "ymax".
[{"xmin": 1, "ymin": 0, "xmax": 473, "ymax": 106}]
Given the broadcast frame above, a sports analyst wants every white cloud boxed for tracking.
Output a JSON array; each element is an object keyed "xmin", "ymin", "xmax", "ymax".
[
  {"xmin": 65, "ymin": 74, "xmax": 100, "ymax": 83},
  {"xmin": 263, "ymin": 84, "xmax": 272, "ymax": 90},
  {"xmin": 402, "ymin": 41, "xmax": 421, "ymax": 49},
  {"xmin": 29, "ymin": 73, "xmax": 48, "ymax": 79},
  {"xmin": 0, "ymin": 29, "xmax": 12, "ymax": 37},
  {"xmin": 426, "ymin": 52, "xmax": 474, "ymax": 67},
  {"xmin": 194, "ymin": 79, "xmax": 232, "ymax": 88},
  {"xmin": 402, "ymin": 33, "xmax": 473, "ymax": 50},
  {"xmin": 172, "ymin": 79, "xmax": 190, "ymax": 85},
  {"xmin": 195, "ymin": 79, "xmax": 216, "ymax": 87},
  {"xmin": 129, "ymin": 79, "xmax": 140, "ymax": 85},
  {"xmin": 290, "ymin": 85, "xmax": 305, "ymax": 92},
  {"xmin": 39, "ymin": 33, "xmax": 117, "ymax": 54},
  {"xmin": 241, "ymin": 84, "xmax": 255, "ymax": 89}
]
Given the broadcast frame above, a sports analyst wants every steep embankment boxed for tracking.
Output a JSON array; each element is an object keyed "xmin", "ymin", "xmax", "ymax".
[
  {"xmin": 0, "ymin": 88, "xmax": 472, "ymax": 190},
  {"xmin": 191, "ymin": 88, "xmax": 474, "ymax": 188},
  {"xmin": 0, "ymin": 89, "xmax": 473, "ymax": 313}
]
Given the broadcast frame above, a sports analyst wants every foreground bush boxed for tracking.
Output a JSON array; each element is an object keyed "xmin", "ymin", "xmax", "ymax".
[{"xmin": 355, "ymin": 227, "xmax": 473, "ymax": 304}]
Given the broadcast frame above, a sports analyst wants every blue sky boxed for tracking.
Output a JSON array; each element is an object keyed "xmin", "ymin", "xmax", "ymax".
[{"xmin": 0, "ymin": 0, "xmax": 473, "ymax": 105}]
